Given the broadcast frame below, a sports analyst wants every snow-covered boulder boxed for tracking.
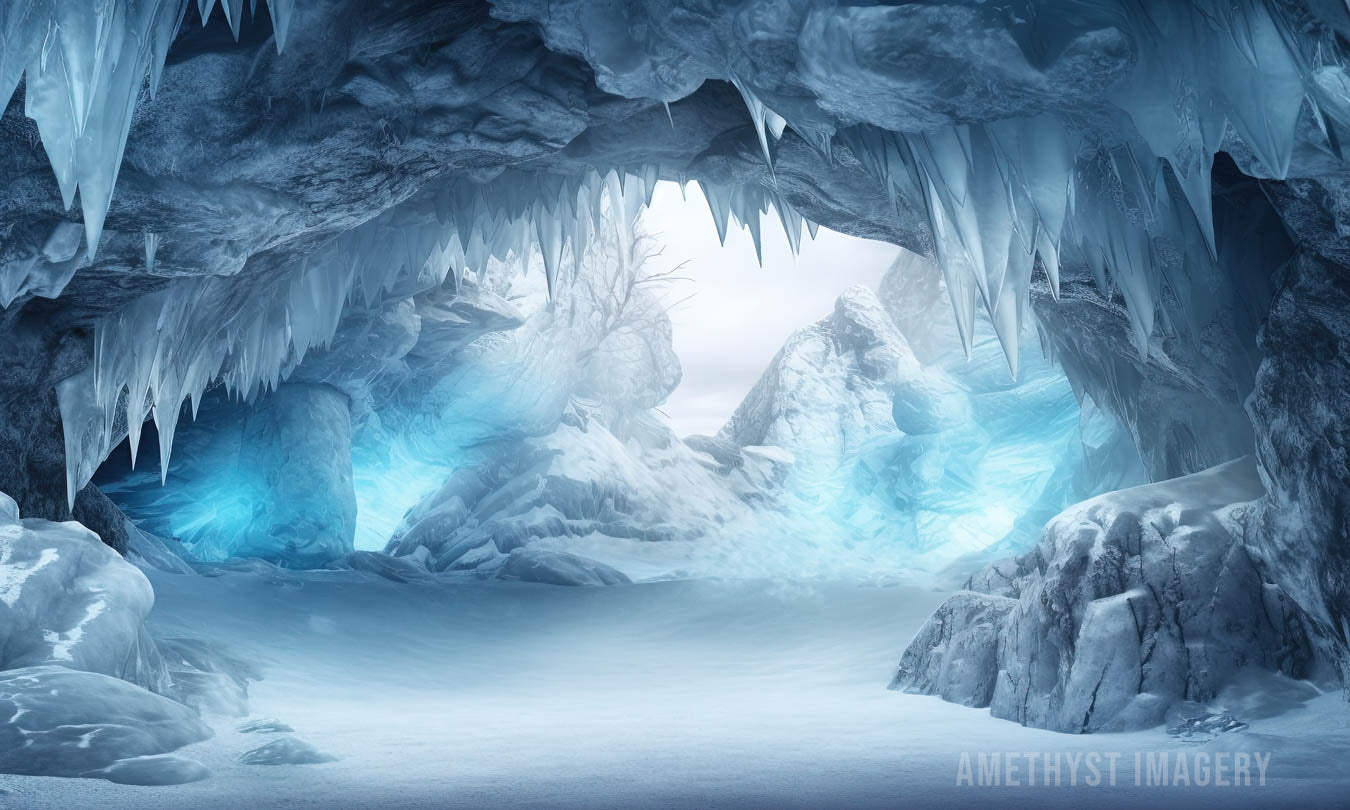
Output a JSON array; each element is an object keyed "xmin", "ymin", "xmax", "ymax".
[
  {"xmin": 893, "ymin": 458, "xmax": 1323, "ymax": 732},
  {"xmin": 0, "ymin": 665, "xmax": 210, "ymax": 784},
  {"xmin": 240, "ymin": 736, "xmax": 337, "ymax": 766},
  {"xmin": 0, "ymin": 492, "xmax": 166, "ymax": 691},
  {"xmin": 497, "ymin": 548, "xmax": 632, "ymax": 587}
]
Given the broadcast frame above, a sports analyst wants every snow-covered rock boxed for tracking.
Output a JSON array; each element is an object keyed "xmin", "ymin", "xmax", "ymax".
[
  {"xmin": 890, "ymin": 592, "xmax": 1013, "ymax": 708},
  {"xmin": 720, "ymin": 285, "xmax": 944, "ymax": 475},
  {"xmin": 497, "ymin": 548, "xmax": 633, "ymax": 587},
  {"xmin": 0, "ymin": 492, "xmax": 166, "ymax": 691},
  {"xmin": 894, "ymin": 458, "xmax": 1324, "ymax": 732},
  {"xmin": 387, "ymin": 408, "xmax": 770, "ymax": 575},
  {"xmin": 239, "ymin": 737, "xmax": 337, "ymax": 766},
  {"xmin": 0, "ymin": 665, "xmax": 211, "ymax": 784}
]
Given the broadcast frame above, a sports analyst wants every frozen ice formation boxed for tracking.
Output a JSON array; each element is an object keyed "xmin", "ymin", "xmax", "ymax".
[
  {"xmin": 384, "ymin": 407, "xmax": 769, "ymax": 576},
  {"xmin": 716, "ymin": 263, "xmax": 1144, "ymax": 568},
  {"xmin": 386, "ymin": 257, "xmax": 1142, "ymax": 581},
  {"xmin": 0, "ymin": 491, "xmax": 167, "ymax": 690},
  {"xmin": 0, "ymin": 1, "xmax": 296, "ymax": 262},
  {"xmin": 96, "ymin": 383, "xmax": 357, "ymax": 566},
  {"xmin": 0, "ymin": 665, "xmax": 212, "ymax": 784},
  {"xmin": 54, "ymin": 167, "xmax": 738, "ymax": 512},
  {"xmin": 892, "ymin": 458, "xmax": 1328, "ymax": 733},
  {"xmin": 720, "ymin": 285, "xmax": 945, "ymax": 475},
  {"xmin": 495, "ymin": 0, "xmax": 1341, "ymax": 375}
]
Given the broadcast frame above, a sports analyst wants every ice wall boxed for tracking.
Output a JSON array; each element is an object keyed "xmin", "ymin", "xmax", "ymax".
[{"xmin": 95, "ymin": 383, "xmax": 355, "ymax": 566}]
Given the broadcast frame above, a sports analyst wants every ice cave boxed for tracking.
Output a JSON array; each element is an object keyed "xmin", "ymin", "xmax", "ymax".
[{"xmin": 0, "ymin": 1, "xmax": 1349, "ymax": 807}]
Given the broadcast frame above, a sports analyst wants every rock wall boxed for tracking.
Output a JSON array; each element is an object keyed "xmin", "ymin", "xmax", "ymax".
[
  {"xmin": 1248, "ymin": 249, "xmax": 1350, "ymax": 661},
  {"xmin": 893, "ymin": 458, "xmax": 1326, "ymax": 733}
]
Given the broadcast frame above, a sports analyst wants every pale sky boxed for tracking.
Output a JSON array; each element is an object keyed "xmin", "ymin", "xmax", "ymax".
[{"xmin": 644, "ymin": 181, "xmax": 900, "ymax": 438}]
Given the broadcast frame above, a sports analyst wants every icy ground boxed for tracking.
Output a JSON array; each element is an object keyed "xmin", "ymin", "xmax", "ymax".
[{"xmin": 2, "ymin": 570, "xmax": 1348, "ymax": 809}]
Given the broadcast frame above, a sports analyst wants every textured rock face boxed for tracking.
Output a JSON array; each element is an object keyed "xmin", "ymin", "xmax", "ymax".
[
  {"xmin": 0, "ymin": 492, "xmax": 166, "ymax": 691},
  {"xmin": 894, "ymin": 459, "xmax": 1323, "ymax": 733},
  {"xmin": 0, "ymin": 318, "xmax": 130, "ymax": 553},
  {"xmin": 1248, "ymin": 250, "xmax": 1350, "ymax": 652},
  {"xmin": 890, "ymin": 592, "xmax": 1014, "ymax": 708}
]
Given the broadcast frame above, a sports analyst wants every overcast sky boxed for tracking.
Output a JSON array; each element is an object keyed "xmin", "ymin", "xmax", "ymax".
[{"xmin": 643, "ymin": 182, "xmax": 900, "ymax": 437}]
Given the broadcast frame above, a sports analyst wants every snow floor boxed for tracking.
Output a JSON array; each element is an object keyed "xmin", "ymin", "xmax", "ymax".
[{"xmin": 2, "ymin": 570, "xmax": 1348, "ymax": 809}]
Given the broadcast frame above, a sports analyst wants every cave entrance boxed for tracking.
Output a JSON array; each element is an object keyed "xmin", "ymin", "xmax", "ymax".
[{"xmin": 92, "ymin": 180, "xmax": 1135, "ymax": 583}]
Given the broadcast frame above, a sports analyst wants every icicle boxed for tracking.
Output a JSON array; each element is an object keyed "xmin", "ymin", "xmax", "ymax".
[
  {"xmin": 699, "ymin": 181, "xmax": 732, "ymax": 246},
  {"xmin": 640, "ymin": 164, "xmax": 660, "ymax": 207},
  {"xmin": 730, "ymin": 76, "xmax": 781, "ymax": 171},
  {"xmin": 535, "ymin": 207, "xmax": 563, "ymax": 296},
  {"xmin": 221, "ymin": 0, "xmax": 245, "ymax": 39},
  {"xmin": 145, "ymin": 232, "xmax": 160, "ymax": 273},
  {"xmin": 744, "ymin": 203, "xmax": 764, "ymax": 266},
  {"xmin": 605, "ymin": 170, "xmax": 634, "ymax": 268},
  {"xmin": 772, "ymin": 194, "xmax": 803, "ymax": 256},
  {"xmin": 56, "ymin": 367, "xmax": 113, "ymax": 511},
  {"xmin": 22, "ymin": 0, "xmax": 189, "ymax": 258},
  {"xmin": 269, "ymin": 0, "xmax": 294, "ymax": 53},
  {"xmin": 62, "ymin": 168, "xmax": 645, "ymax": 493}
]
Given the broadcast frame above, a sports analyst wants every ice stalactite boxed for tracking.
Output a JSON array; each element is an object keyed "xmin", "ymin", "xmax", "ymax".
[
  {"xmin": 0, "ymin": 0, "xmax": 297, "ymax": 263},
  {"xmin": 57, "ymin": 165, "xmax": 817, "ymax": 506},
  {"xmin": 492, "ymin": 0, "xmax": 1346, "ymax": 380},
  {"xmin": 144, "ymin": 232, "xmax": 159, "ymax": 274},
  {"xmin": 18, "ymin": 0, "xmax": 1349, "ymax": 519},
  {"xmin": 731, "ymin": 76, "xmax": 787, "ymax": 172}
]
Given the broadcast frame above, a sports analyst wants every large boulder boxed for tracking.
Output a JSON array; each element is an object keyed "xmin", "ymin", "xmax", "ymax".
[
  {"xmin": 0, "ymin": 492, "xmax": 167, "ymax": 691},
  {"xmin": 0, "ymin": 665, "xmax": 210, "ymax": 784},
  {"xmin": 893, "ymin": 458, "xmax": 1325, "ymax": 732}
]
